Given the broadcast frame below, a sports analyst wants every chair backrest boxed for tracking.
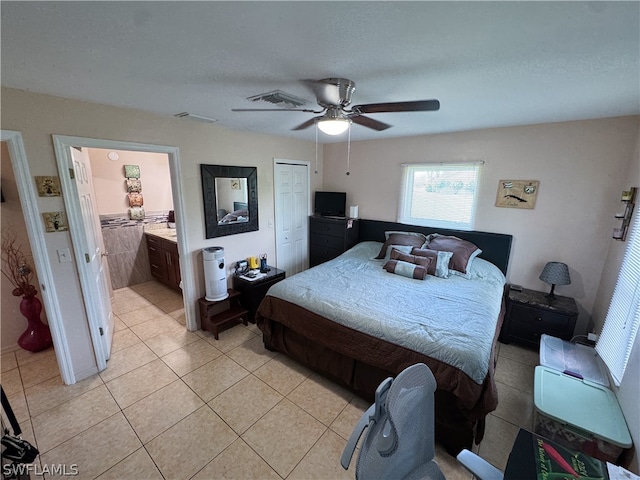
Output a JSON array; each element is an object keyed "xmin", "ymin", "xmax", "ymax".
[{"xmin": 341, "ymin": 363, "xmax": 444, "ymax": 479}]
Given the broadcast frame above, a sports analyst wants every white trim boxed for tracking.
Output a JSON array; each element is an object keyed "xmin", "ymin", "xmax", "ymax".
[
  {"xmin": 1, "ymin": 130, "xmax": 75, "ymax": 384},
  {"xmin": 51, "ymin": 136, "xmax": 197, "ymax": 342}
]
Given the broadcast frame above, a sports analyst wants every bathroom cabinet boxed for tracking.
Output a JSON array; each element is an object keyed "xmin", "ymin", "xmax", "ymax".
[{"xmin": 146, "ymin": 233, "xmax": 181, "ymax": 291}]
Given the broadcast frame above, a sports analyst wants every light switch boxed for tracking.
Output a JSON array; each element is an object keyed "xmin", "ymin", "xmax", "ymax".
[{"xmin": 57, "ymin": 248, "xmax": 71, "ymax": 263}]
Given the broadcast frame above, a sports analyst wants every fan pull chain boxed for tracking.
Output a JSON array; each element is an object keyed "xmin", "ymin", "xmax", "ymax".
[
  {"xmin": 314, "ymin": 124, "xmax": 319, "ymax": 174},
  {"xmin": 346, "ymin": 123, "xmax": 351, "ymax": 175}
]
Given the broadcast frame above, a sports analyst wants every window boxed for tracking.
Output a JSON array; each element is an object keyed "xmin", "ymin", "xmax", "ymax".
[
  {"xmin": 398, "ymin": 162, "xmax": 482, "ymax": 230},
  {"xmin": 596, "ymin": 211, "xmax": 640, "ymax": 386}
]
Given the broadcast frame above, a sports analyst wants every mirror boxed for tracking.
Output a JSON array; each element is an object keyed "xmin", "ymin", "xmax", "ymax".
[{"xmin": 201, "ymin": 164, "xmax": 258, "ymax": 238}]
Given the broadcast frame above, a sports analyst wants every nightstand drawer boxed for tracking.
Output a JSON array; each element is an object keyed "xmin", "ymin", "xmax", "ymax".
[{"xmin": 510, "ymin": 304, "xmax": 570, "ymax": 332}]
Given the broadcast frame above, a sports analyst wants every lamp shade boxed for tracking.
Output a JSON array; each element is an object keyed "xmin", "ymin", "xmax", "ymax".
[
  {"xmin": 539, "ymin": 262, "xmax": 571, "ymax": 286},
  {"xmin": 317, "ymin": 119, "xmax": 350, "ymax": 135}
]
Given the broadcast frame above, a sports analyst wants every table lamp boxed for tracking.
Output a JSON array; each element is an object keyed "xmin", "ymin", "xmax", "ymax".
[{"xmin": 539, "ymin": 262, "xmax": 571, "ymax": 300}]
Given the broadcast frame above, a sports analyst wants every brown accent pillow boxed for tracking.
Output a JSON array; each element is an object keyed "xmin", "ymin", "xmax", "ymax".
[
  {"xmin": 383, "ymin": 260, "xmax": 429, "ymax": 280},
  {"xmin": 390, "ymin": 248, "xmax": 434, "ymax": 273},
  {"xmin": 425, "ymin": 234, "xmax": 482, "ymax": 277},
  {"xmin": 375, "ymin": 233, "xmax": 427, "ymax": 259},
  {"xmin": 410, "ymin": 248, "xmax": 454, "ymax": 278}
]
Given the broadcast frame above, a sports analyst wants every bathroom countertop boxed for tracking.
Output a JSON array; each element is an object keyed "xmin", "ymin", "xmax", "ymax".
[{"xmin": 144, "ymin": 227, "xmax": 178, "ymax": 243}]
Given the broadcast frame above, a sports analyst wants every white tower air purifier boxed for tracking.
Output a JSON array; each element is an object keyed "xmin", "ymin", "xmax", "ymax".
[{"xmin": 203, "ymin": 247, "xmax": 228, "ymax": 302}]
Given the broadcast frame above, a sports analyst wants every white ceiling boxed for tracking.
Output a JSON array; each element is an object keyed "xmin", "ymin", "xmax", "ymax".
[{"xmin": 2, "ymin": 2, "xmax": 639, "ymax": 143}]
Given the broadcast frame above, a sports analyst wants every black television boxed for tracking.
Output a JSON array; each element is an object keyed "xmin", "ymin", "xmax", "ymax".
[{"xmin": 314, "ymin": 191, "xmax": 346, "ymax": 217}]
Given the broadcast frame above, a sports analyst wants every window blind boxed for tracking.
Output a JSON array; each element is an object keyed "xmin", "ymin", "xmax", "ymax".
[
  {"xmin": 595, "ymin": 211, "xmax": 640, "ymax": 386},
  {"xmin": 398, "ymin": 162, "xmax": 482, "ymax": 230}
]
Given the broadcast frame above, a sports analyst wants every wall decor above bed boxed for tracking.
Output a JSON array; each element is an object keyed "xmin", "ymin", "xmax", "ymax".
[{"xmin": 495, "ymin": 179, "xmax": 539, "ymax": 209}]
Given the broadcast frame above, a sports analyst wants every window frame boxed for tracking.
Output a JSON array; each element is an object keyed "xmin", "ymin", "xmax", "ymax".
[{"xmin": 397, "ymin": 161, "xmax": 483, "ymax": 230}]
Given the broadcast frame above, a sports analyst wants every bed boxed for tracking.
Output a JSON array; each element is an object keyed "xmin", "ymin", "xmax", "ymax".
[{"xmin": 256, "ymin": 219, "xmax": 512, "ymax": 454}]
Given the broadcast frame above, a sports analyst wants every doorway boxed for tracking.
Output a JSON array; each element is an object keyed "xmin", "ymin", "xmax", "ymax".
[{"xmin": 52, "ymin": 135, "xmax": 195, "ymax": 382}]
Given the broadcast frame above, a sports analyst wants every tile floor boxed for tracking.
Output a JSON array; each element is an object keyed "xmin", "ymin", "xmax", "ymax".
[{"xmin": 1, "ymin": 280, "xmax": 539, "ymax": 479}]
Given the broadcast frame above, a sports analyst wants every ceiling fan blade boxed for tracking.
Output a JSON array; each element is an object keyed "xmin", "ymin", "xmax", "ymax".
[
  {"xmin": 350, "ymin": 115, "xmax": 392, "ymax": 131},
  {"xmin": 232, "ymin": 108, "xmax": 322, "ymax": 113},
  {"xmin": 291, "ymin": 117, "xmax": 320, "ymax": 131},
  {"xmin": 352, "ymin": 100, "xmax": 440, "ymax": 114}
]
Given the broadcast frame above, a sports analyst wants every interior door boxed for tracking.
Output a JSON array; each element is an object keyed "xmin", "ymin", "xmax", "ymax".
[
  {"xmin": 275, "ymin": 161, "xmax": 309, "ymax": 275},
  {"xmin": 70, "ymin": 147, "xmax": 114, "ymax": 360}
]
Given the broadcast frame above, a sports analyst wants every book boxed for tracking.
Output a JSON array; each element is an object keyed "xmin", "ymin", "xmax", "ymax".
[{"xmin": 532, "ymin": 432, "xmax": 609, "ymax": 480}]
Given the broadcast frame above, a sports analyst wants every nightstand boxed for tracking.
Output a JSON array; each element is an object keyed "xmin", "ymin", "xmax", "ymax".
[
  {"xmin": 233, "ymin": 266, "xmax": 286, "ymax": 322},
  {"xmin": 198, "ymin": 289, "xmax": 249, "ymax": 340},
  {"xmin": 499, "ymin": 286, "xmax": 578, "ymax": 349}
]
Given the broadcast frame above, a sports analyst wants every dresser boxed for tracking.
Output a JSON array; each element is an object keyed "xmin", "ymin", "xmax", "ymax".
[
  {"xmin": 309, "ymin": 216, "xmax": 360, "ymax": 267},
  {"xmin": 499, "ymin": 286, "xmax": 578, "ymax": 349}
]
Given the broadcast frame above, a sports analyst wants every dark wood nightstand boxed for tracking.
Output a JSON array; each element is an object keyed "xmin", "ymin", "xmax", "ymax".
[
  {"xmin": 198, "ymin": 289, "xmax": 248, "ymax": 340},
  {"xmin": 499, "ymin": 286, "xmax": 578, "ymax": 349},
  {"xmin": 233, "ymin": 266, "xmax": 286, "ymax": 322}
]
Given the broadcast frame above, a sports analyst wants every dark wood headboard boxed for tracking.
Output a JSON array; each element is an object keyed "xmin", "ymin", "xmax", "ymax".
[{"xmin": 357, "ymin": 219, "xmax": 513, "ymax": 275}]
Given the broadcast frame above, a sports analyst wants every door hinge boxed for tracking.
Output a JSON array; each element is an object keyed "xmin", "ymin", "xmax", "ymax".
[
  {"xmin": 99, "ymin": 327, "xmax": 104, "ymax": 336},
  {"xmin": 69, "ymin": 168, "xmax": 75, "ymax": 179},
  {"xmin": 85, "ymin": 254, "xmax": 90, "ymax": 263}
]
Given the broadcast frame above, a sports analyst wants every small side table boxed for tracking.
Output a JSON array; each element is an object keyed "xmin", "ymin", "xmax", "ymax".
[
  {"xmin": 233, "ymin": 266, "xmax": 286, "ymax": 322},
  {"xmin": 499, "ymin": 286, "xmax": 578, "ymax": 349},
  {"xmin": 198, "ymin": 289, "xmax": 248, "ymax": 340}
]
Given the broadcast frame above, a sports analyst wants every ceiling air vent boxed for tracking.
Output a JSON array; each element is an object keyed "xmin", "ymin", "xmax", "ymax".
[
  {"xmin": 247, "ymin": 90, "xmax": 307, "ymax": 108},
  {"xmin": 174, "ymin": 112, "xmax": 217, "ymax": 123}
]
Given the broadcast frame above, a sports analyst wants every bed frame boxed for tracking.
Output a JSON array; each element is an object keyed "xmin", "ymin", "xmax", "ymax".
[{"xmin": 257, "ymin": 219, "xmax": 513, "ymax": 455}]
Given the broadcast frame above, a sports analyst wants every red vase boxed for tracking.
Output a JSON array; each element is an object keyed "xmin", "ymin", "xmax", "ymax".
[{"xmin": 18, "ymin": 295, "xmax": 53, "ymax": 352}]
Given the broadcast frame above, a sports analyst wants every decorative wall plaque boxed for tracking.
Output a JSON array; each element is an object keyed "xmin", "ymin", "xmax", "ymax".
[
  {"xmin": 126, "ymin": 179, "xmax": 142, "ymax": 193},
  {"xmin": 495, "ymin": 180, "xmax": 540, "ymax": 209},
  {"xmin": 123, "ymin": 164, "xmax": 140, "ymax": 179},
  {"xmin": 42, "ymin": 211, "xmax": 69, "ymax": 232},
  {"xmin": 129, "ymin": 206, "xmax": 145, "ymax": 220},
  {"xmin": 35, "ymin": 176, "xmax": 61, "ymax": 197},
  {"xmin": 128, "ymin": 193, "xmax": 144, "ymax": 207}
]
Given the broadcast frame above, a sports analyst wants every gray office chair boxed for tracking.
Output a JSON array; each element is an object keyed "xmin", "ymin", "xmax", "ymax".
[
  {"xmin": 456, "ymin": 449, "xmax": 504, "ymax": 480},
  {"xmin": 341, "ymin": 363, "xmax": 445, "ymax": 479}
]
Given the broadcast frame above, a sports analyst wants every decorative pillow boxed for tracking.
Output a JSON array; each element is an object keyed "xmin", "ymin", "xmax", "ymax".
[
  {"xmin": 375, "ymin": 232, "xmax": 428, "ymax": 259},
  {"xmin": 379, "ymin": 244, "xmax": 414, "ymax": 261},
  {"xmin": 425, "ymin": 234, "xmax": 482, "ymax": 279},
  {"xmin": 390, "ymin": 248, "xmax": 433, "ymax": 271},
  {"xmin": 383, "ymin": 260, "xmax": 430, "ymax": 280},
  {"xmin": 410, "ymin": 247, "xmax": 454, "ymax": 278}
]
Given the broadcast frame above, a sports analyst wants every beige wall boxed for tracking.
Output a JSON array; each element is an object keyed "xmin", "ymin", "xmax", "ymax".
[
  {"xmin": 1, "ymin": 87, "xmax": 322, "ymax": 378},
  {"xmin": 1, "ymin": 141, "xmax": 49, "ymax": 351},
  {"xmin": 324, "ymin": 117, "xmax": 639, "ymax": 335},
  {"xmin": 88, "ymin": 148, "xmax": 173, "ymax": 215}
]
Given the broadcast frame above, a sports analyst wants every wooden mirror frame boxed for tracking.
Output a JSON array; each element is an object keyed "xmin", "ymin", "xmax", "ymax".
[{"xmin": 201, "ymin": 164, "xmax": 259, "ymax": 238}]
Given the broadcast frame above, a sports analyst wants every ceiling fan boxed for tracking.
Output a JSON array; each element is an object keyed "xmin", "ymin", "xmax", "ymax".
[{"xmin": 232, "ymin": 78, "xmax": 440, "ymax": 135}]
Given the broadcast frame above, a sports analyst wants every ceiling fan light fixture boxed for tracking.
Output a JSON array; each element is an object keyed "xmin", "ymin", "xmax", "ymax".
[{"xmin": 317, "ymin": 118, "xmax": 351, "ymax": 135}]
